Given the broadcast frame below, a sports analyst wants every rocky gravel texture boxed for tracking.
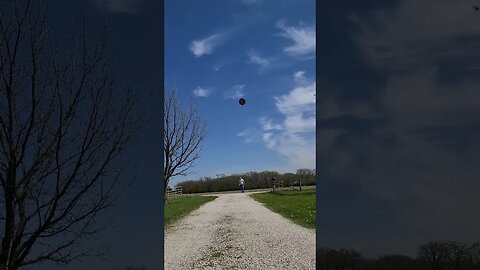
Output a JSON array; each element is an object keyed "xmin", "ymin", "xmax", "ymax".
[{"xmin": 164, "ymin": 192, "xmax": 315, "ymax": 270}]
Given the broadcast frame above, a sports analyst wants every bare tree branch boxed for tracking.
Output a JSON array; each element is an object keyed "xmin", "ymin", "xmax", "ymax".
[
  {"xmin": 164, "ymin": 88, "xmax": 207, "ymax": 199},
  {"xmin": 0, "ymin": 1, "xmax": 139, "ymax": 269}
]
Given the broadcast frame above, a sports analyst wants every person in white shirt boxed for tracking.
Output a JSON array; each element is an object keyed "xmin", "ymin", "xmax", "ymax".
[{"xmin": 239, "ymin": 177, "xmax": 245, "ymax": 193}]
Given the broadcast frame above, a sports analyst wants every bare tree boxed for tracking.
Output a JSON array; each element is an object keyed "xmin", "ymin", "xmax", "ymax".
[
  {"xmin": 468, "ymin": 243, "xmax": 480, "ymax": 270},
  {"xmin": 445, "ymin": 241, "xmax": 469, "ymax": 270},
  {"xmin": 316, "ymin": 248, "xmax": 366, "ymax": 270},
  {"xmin": 296, "ymin": 168, "xmax": 314, "ymax": 191},
  {"xmin": 164, "ymin": 88, "xmax": 206, "ymax": 198},
  {"xmin": 0, "ymin": 0, "xmax": 138, "ymax": 269},
  {"xmin": 418, "ymin": 242, "xmax": 451, "ymax": 270}
]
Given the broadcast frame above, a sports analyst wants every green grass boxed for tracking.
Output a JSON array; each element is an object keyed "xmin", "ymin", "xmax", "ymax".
[
  {"xmin": 164, "ymin": 195, "xmax": 217, "ymax": 226},
  {"xmin": 250, "ymin": 189, "xmax": 315, "ymax": 229}
]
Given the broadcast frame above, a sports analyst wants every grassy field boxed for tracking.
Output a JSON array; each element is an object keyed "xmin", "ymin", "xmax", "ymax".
[
  {"xmin": 250, "ymin": 189, "xmax": 315, "ymax": 229},
  {"xmin": 164, "ymin": 195, "xmax": 217, "ymax": 226}
]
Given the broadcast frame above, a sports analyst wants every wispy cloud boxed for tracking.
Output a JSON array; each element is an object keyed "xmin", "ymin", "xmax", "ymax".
[
  {"xmin": 238, "ymin": 128, "xmax": 262, "ymax": 143},
  {"xmin": 224, "ymin": 84, "xmax": 245, "ymax": 99},
  {"xmin": 193, "ymin": 86, "xmax": 212, "ymax": 97},
  {"xmin": 294, "ymin": 71, "xmax": 306, "ymax": 82},
  {"xmin": 276, "ymin": 20, "xmax": 316, "ymax": 59},
  {"xmin": 274, "ymin": 71, "xmax": 315, "ymax": 115},
  {"xmin": 240, "ymin": 71, "xmax": 315, "ymax": 170},
  {"xmin": 189, "ymin": 34, "xmax": 224, "ymax": 57},
  {"xmin": 92, "ymin": 0, "xmax": 143, "ymax": 14},
  {"xmin": 247, "ymin": 50, "xmax": 270, "ymax": 68},
  {"xmin": 247, "ymin": 50, "xmax": 298, "ymax": 73},
  {"xmin": 259, "ymin": 117, "xmax": 283, "ymax": 131},
  {"xmin": 261, "ymin": 129, "xmax": 314, "ymax": 170},
  {"xmin": 246, "ymin": 50, "xmax": 274, "ymax": 74}
]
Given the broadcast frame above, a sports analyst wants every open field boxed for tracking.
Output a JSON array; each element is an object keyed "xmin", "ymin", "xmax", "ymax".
[
  {"xmin": 164, "ymin": 195, "xmax": 217, "ymax": 226},
  {"xmin": 250, "ymin": 189, "xmax": 316, "ymax": 229}
]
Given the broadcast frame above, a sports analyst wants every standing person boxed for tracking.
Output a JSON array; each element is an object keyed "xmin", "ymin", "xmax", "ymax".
[{"xmin": 239, "ymin": 177, "xmax": 245, "ymax": 193}]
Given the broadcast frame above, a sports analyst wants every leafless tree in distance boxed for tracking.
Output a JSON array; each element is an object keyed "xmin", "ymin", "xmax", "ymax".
[
  {"xmin": 418, "ymin": 242, "xmax": 451, "ymax": 270},
  {"xmin": 0, "ymin": 0, "xmax": 139, "ymax": 269},
  {"xmin": 164, "ymin": 88, "xmax": 206, "ymax": 199},
  {"xmin": 296, "ymin": 168, "xmax": 315, "ymax": 191}
]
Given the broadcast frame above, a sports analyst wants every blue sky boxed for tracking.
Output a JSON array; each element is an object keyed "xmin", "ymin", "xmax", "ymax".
[{"xmin": 165, "ymin": 0, "xmax": 316, "ymax": 185}]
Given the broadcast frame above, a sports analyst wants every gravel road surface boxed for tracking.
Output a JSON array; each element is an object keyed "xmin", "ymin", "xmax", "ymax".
[{"xmin": 164, "ymin": 192, "xmax": 315, "ymax": 270}]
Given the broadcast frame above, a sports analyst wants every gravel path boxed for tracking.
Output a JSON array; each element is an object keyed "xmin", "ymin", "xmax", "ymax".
[{"xmin": 164, "ymin": 192, "xmax": 315, "ymax": 270}]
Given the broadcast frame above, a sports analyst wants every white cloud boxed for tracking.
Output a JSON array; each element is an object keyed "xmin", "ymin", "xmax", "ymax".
[
  {"xmin": 189, "ymin": 34, "xmax": 223, "ymax": 57},
  {"xmin": 276, "ymin": 20, "xmax": 316, "ymax": 58},
  {"xmin": 293, "ymin": 70, "xmax": 310, "ymax": 85},
  {"xmin": 238, "ymin": 128, "xmax": 262, "ymax": 143},
  {"xmin": 259, "ymin": 117, "xmax": 283, "ymax": 131},
  {"xmin": 192, "ymin": 87, "xmax": 212, "ymax": 97},
  {"xmin": 246, "ymin": 50, "xmax": 291, "ymax": 74},
  {"xmin": 224, "ymin": 84, "xmax": 245, "ymax": 99},
  {"xmin": 247, "ymin": 50, "xmax": 270, "ymax": 68},
  {"xmin": 294, "ymin": 71, "xmax": 306, "ymax": 80},
  {"xmin": 239, "ymin": 72, "xmax": 316, "ymax": 170},
  {"xmin": 284, "ymin": 114, "xmax": 315, "ymax": 133},
  {"xmin": 261, "ymin": 131, "xmax": 314, "ymax": 170},
  {"xmin": 92, "ymin": 0, "xmax": 144, "ymax": 14},
  {"xmin": 262, "ymin": 133, "xmax": 276, "ymax": 148},
  {"xmin": 274, "ymin": 82, "xmax": 316, "ymax": 115}
]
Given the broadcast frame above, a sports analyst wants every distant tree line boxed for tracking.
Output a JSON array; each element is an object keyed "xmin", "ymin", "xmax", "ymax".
[
  {"xmin": 176, "ymin": 169, "xmax": 316, "ymax": 193},
  {"xmin": 317, "ymin": 241, "xmax": 480, "ymax": 270}
]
